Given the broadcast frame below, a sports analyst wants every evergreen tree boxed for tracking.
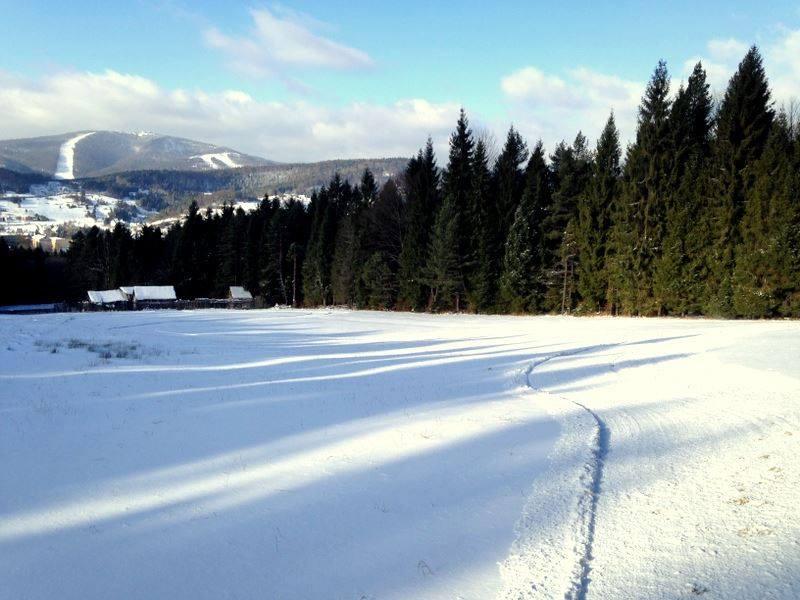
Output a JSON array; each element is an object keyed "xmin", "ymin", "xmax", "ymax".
[
  {"xmin": 108, "ymin": 223, "xmax": 133, "ymax": 288},
  {"xmin": 331, "ymin": 211, "xmax": 360, "ymax": 305},
  {"xmin": 172, "ymin": 200, "xmax": 208, "ymax": 298},
  {"xmin": 215, "ymin": 204, "xmax": 238, "ymax": 294},
  {"xmin": 470, "ymin": 140, "xmax": 500, "ymax": 311},
  {"xmin": 362, "ymin": 179, "xmax": 404, "ymax": 307},
  {"xmin": 544, "ymin": 132, "xmax": 592, "ymax": 311},
  {"xmin": 616, "ymin": 60, "xmax": 673, "ymax": 314},
  {"xmin": 302, "ymin": 176, "xmax": 349, "ymax": 306},
  {"xmin": 360, "ymin": 252, "xmax": 394, "ymax": 309},
  {"xmin": 653, "ymin": 63, "xmax": 713, "ymax": 314},
  {"xmin": 243, "ymin": 196, "xmax": 275, "ymax": 298},
  {"xmin": 576, "ymin": 113, "xmax": 620, "ymax": 312},
  {"xmin": 500, "ymin": 141, "xmax": 551, "ymax": 312},
  {"xmin": 133, "ymin": 225, "xmax": 166, "ymax": 285},
  {"xmin": 398, "ymin": 140, "xmax": 440, "ymax": 310},
  {"xmin": 262, "ymin": 202, "xmax": 289, "ymax": 304},
  {"xmin": 367, "ymin": 178, "xmax": 404, "ymax": 271},
  {"xmin": 732, "ymin": 113, "xmax": 798, "ymax": 316},
  {"xmin": 425, "ymin": 196, "xmax": 463, "ymax": 311},
  {"xmin": 359, "ymin": 168, "xmax": 378, "ymax": 206},
  {"xmin": 282, "ymin": 198, "xmax": 311, "ymax": 306},
  {"xmin": 493, "ymin": 126, "xmax": 529, "ymax": 241},
  {"xmin": 439, "ymin": 109, "xmax": 475, "ymax": 292},
  {"xmin": 705, "ymin": 46, "xmax": 774, "ymax": 315}
]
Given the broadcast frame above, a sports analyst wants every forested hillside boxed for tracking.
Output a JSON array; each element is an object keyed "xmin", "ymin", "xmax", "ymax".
[{"xmin": 4, "ymin": 47, "xmax": 799, "ymax": 317}]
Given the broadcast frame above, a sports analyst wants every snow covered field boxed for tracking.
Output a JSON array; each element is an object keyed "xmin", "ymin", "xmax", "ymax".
[{"xmin": 1, "ymin": 310, "xmax": 798, "ymax": 599}]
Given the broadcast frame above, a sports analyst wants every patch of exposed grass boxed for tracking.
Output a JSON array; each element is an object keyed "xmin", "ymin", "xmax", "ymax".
[{"xmin": 35, "ymin": 338, "xmax": 162, "ymax": 361}]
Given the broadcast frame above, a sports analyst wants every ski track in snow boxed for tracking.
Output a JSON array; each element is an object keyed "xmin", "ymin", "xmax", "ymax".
[
  {"xmin": 500, "ymin": 330, "xmax": 800, "ymax": 600},
  {"xmin": 54, "ymin": 132, "xmax": 95, "ymax": 179},
  {"xmin": 521, "ymin": 349, "xmax": 611, "ymax": 600}
]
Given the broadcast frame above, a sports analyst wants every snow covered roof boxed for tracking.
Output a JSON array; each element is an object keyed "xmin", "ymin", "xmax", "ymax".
[
  {"xmin": 119, "ymin": 286, "xmax": 135, "ymax": 295},
  {"xmin": 87, "ymin": 289, "xmax": 127, "ymax": 304},
  {"xmin": 229, "ymin": 286, "xmax": 253, "ymax": 300},
  {"xmin": 133, "ymin": 286, "xmax": 176, "ymax": 301}
]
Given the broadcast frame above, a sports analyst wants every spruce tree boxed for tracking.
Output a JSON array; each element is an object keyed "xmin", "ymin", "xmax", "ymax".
[
  {"xmin": 470, "ymin": 140, "xmax": 499, "ymax": 311},
  {"xmin": 493, "ymin": 126, "xmax": 529, "ymax": 240},
  {"xmin": 705, "ymin": 46, "xmax": 774, "ymax": 315},
  {"xmin": 439, "ymin": 109, "xmax": 475, "ymax": 293},
  {"xmin": 173, "ymin": 200, "xmax": 207, "ymax": 298},
  {"xmin": 500, "ymin": 141, "xmax": 550, "ymax": 312},
  {"xmin": 426, "ymin": 195, "xmax": 463, "ymax": 311},
  {"xmin": 732, "ymin": 113, "xmax": 796, "ymax": 316},
  {"xmin": 653, "ymin": 63, "xmax": 713, "ymax": 314},
  {"xmin": 398, "ymin": 140, "xmax": 440, "ymax": 310},
  {"xmin": 543, "ymin": 132, "xmax": 591, "ymax": 312},
  {"xmin": 302, "ymin": 176, "xmax": 349, "ymax": 306},
  {"xmin": 215, "ymin": 204, "xmax": 238, "ymax": 295},
  {"xmin": 616, "ymin": 61, "xmax": 672, "ymax": 314},
  {"xmin": 360, "ymin": 252, "xmax": 394, "ymax": 309},
  {"xmin": 331, "ymin": 209, "xmax": 360, "ymax": 305},
  {"xmin": 576, "ymin": 113, "xmax": 620, "ymax": 312}
]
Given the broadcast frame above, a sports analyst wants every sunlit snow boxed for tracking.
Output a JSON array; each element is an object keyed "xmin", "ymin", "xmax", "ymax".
[
  {"xmin": 191, "ymin": 152, "xmax": 241, "ymax": 169},
  {"xmin": 1, "ymin": 310, "xmax": 798, "ymax": 599},
  {"xmin": 54, "ymin": 132, "xmax": 96, "ymax": 180}
]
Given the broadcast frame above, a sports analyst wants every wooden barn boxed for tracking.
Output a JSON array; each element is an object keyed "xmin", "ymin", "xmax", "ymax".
[{"xmin": 131, "ymin": 286, "xmax": 177, "ymax": 309}]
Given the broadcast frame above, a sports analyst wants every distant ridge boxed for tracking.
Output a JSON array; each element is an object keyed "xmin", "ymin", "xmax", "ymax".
[{"xmin": 0, "ymin": 131, "xmax": 275, "ymax": 179}]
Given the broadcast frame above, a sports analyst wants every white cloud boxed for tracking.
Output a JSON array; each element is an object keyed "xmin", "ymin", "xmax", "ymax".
[
  {"xmin": 765, "ymin": 28, "xmax": 800, "ymax": 103},
  {"xmin": 684, "ymin": 31, "xmax": 800, "ymax": 102},
  {"xmin": 707, "ymin": 38, "xmax": 749, "ymax": 62},
  {"xmin": 501, "ymin": 67, "xmax": 578, "ymax": 105},
  {"xmin": 500, "ymin": 65, "xmax": 641, "ymax": 150},
  {"xmin": 0, "ymin": 69, "xmax": 457, "ymax": 163},
  {"xmin": 503, "ymin": 27, "xmax": 800, "ymax": 153},
  {"xmin": 205, "ymin": 7, "xmax": 373, "ymax": 81}
]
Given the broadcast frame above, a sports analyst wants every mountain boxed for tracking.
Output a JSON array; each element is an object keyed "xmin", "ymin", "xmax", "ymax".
[
  {"xmin": 81, "ymin": 157, "xmax": 408, "ymax": 200},
  {"xmin": 0, "ymin": 131, "xmax": 275, "ymax": 179}
]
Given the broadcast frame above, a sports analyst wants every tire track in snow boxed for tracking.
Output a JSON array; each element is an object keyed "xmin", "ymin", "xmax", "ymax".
[
  {"xmin": 523, "ymin": 349, "xmax": 611, "ymax": 600},
  {"xmin": 567, "ymin": 401, "xmax": 608, "ymax": 600}
]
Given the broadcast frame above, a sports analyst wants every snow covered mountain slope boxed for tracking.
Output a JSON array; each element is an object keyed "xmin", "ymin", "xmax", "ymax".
[
  {"xmin": 0, "ymin": 131, "xmax": 273, "ymax": 178},
  {"xmin": 54, "ymin": 132, "xmax": 96, "ymax": 179},
  {"xmin": 0, "ymin": 311, "xmax": 797, "ymax": 599},
  {"xmin": 191, "ymin": 152, "xmax": 241, "ymax": 169}
]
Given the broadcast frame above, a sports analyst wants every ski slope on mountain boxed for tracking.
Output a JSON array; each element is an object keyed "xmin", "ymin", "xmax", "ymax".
[
  {"xmin": 0, "ymin": 310, "xmax": 798, "ymax": 599},
  {"xmin": 54, "ymin": 132, "xmax": 95, "ymax": 179},
  {"xmin": 191, "ymin": 151, "xmax": 241, "ymax": 169}
]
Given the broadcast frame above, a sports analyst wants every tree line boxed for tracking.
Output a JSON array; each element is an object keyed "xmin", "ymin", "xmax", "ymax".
[{"xmin": 2, "ymin": 46, "xmax": 798, "ymax": 317}]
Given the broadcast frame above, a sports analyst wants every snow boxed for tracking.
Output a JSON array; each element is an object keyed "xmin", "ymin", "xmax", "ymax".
[
  {"xmin": 54, "ymin": 132, "xmax": 96, "ymax": 179},
  {"xmin": 229, "ymin": 286, "xmax": 253, "ymax": 300},
  {"xmin": 0, "ymin": 311, "xmax": 798, "ymax": 599},
  {"xmin": 191, "ymin": 152, "xmax": 241, "ymax": 169},
  {"xmin": 87, "ymin": 290, "xmax": 127, "ymax": 304},
  {"xmin": 0, "ymin": 304, "xmax": 58, "ymax": 313},
  {"xmin": 132, "ymin": 285, "xmax": 176, "ymax": 301},
  {"xmin": 0, "ymin": 191, "xmax": 145, "ymax": 237}
]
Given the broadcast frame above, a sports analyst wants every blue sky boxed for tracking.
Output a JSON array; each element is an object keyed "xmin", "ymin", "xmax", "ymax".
[{"xmin": 2, "ymin": 1, "xmax": 800, "ymax": 161}]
